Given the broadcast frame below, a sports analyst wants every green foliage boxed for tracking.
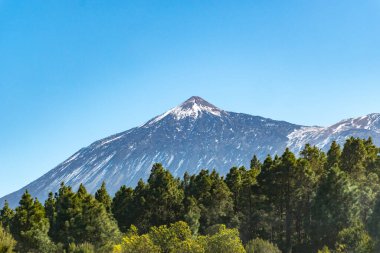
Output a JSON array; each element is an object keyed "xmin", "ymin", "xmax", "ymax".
[
  {"xmin": 185, "ymin": 170, "xmax": 234, "ymax": 233},
  {"xmin": 245, "ymin": 238, "xmax": 281, "ymax": 253},
  {"xmin": 368, "ymin": 192, "xmax": 380, "ymax": 251},
  {"xmin": 144, "ymin": 164, "xmax": 185, "ymax": 228},
  {"xmin": 170, "ymin": 239, "xmax": 204, "ymax": 253},
  {"xmin": 113, "ymin": 233, "xmax": 160, "ymax": 253},
  {"xmin": 11, "ymin": 191, "xmax": 56, "ymax": 252},
  {"xmin": 68, "ymin": 242, "xmax": 95, "ymax": 253},
  {"xmin": 326, "ymin": 141, "xmax": 341, "ymax": 170},
  {"xmin": 0, "ymin": 225, "xmax": 16, "ymax": 253},
  {"xmin": 340, "ymin": 137, "xmax": 376, "ymax": 180},
  {"xmin": 44, "ymin": 192, "xmax": 56, "ymax": 237},
  {"xmin": 0, "ymin": 201, "xmax": 14, "ymax": 231},
  {"xmin": 52, "ymin": 183, "xmax": 120, "ymax": 250},
  {"xmin": 335, "ymin": 223, "xmax": 374, "ymax": 253},
  {"xmin": 148, "ymin": 221, "xmax": 192, "ymax": 252},
  {"xmin": 311, "ymin": 167, "xmax": 360, "ymax": 250},
  {"xmin": 202, "ymin": 224, "xmax": 245, "ymax": 253},
  {"xmin": 317, "ymin": 246, "xmax": 332, "ymax": 253},
  {"xmin": 184, "ymin": 197, "xmax": 201, "ymax": 235},
  {"xmin": 3, "ymin": 138, "xmax": 380, "ymax": 252},
  {"xmin": 112, "ymin": 185, "xmax": 134, "ymax": 232},
  {"xmin": 114, "ymin": 221, "xmax": 245, "ymax": 253},
  {"xmin": 95, "ymin": 182, "xmax": 112, "ymax": 213}
]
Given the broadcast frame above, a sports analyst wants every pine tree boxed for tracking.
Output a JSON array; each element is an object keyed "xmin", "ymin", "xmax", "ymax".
[
  {"xmin": 368, "ymin": 192, "xmax": 380, "ymax": 251},
  {"xmin": 340, "ymin": 137, "xmax": 367, "ymax": 179},
  {"xmin": 225, "ymin": 166, "xmax": 259, "ymax": 241},
  {"xmin": 53, "ymin": 183, "xmax": 120, "ymax": 250},
  {"xmin": 186, "ymin": 169, "xmax": 234, "ymax": 233},
  {"xmin": 250, "ymin": 155, "xmax": 262, "ymax": 170},
  {"xmin": 95, "ymin": 181, "xmax": 112, "ymax": 213},
  {"xmin": 300, "ymin": 144, "xmax": 326, "ymax": 178},
  {"xmin": 11, "ymin": 191, "xmax": 55, "ymax": 252},
  {"xmin": 311, "ymin": 167, "xmax": 360, "ymax": 250},
  {"xmin": 73, "ymin": 184, "xmax": 121, "ymax": 250},
  {"xmin": 0, "ymin": 201, "xmax": 14, "ymax": 231},
  {"xmin": 112, "ymin": 185, "xmax": 134, "ymax": 232},
  {"xmin": 143, "ymin": 163, "xmax": 184, "ymax": 229},
  {"xmin": 44, "ymin": 192, "xmax": 56, "ymax": 237},
  {"xmin": 184, "ymin": 196, "xmax": 201, "ymax": 235},
  {"xmin": 326, "ymin": 141, "xmax": 341, "ymax": 170},
  {"xmin": 52, "ymin": 183, "xmax": 80, "ymax": 246}
]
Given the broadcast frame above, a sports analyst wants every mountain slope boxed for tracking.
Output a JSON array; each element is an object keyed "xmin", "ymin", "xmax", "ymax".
[{"xmin": 1, "ymin": 97, "xmax": 379, "ymax": 207}]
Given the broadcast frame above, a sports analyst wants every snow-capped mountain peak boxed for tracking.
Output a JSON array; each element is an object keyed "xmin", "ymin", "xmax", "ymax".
[
  {"xmin": 147, "ymin": 96, "xmax": 223, "ymax": 125},
  {"xmin": 1, "ymin": 96, "xmax": 379, "ymax": 208}
]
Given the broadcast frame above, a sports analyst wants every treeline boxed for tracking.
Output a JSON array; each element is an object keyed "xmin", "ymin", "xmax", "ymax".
[{"xmin": 1, "ymin": 137, "xmax": 380, "ymax": 253}]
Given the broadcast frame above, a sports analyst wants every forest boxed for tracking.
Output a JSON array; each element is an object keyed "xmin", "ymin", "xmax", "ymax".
[{"xmin": 1, "ymin": 137, "xmax": 380, "ymax": 253}]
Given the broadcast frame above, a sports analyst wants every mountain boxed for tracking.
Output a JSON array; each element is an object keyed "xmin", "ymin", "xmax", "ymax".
[{"xmin": 1, "ymin": 96, "xmax": 380, "ymax": 207}]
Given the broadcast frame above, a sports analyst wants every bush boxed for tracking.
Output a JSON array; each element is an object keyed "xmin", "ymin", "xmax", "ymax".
[
  {"xmin": 245, "ymin": 238, "xmax": 281, "ymax": 253},
  {"xmin": 68, "ymin": 242, "xmax": 95, "ymax": 253},
  {"xmin": 0, "ymin": 226, "xmax": 16, "ymax": 253},
  {"xmin": 203, "ymin": 225, "xmax": 245, "ymax": 253},
  {"xmin": 113, "ymin": 234, "xmax": 160, "ymax": 253}
]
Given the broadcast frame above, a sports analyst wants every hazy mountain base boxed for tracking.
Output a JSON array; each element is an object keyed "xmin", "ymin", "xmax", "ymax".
[{"xmin": 1, "ymin": 137, "xmax": 380, "ymax": 252}]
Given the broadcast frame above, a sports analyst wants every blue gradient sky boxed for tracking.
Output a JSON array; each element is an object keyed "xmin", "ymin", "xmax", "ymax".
[{"xmin": 1, "ymin": 0, "xmax": 380, "ymax": 197}]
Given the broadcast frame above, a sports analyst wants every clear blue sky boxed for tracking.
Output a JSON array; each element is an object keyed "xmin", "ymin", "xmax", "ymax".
[{"xmin": 1, "ymin": 0, "xmax": 379, "ymax": 197}]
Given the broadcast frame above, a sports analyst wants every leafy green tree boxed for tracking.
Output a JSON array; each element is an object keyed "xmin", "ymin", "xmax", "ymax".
[
  {"xmin": 170, "ymin": 238, "xmax": 204, "ymax": 253},
  {"xmin": 335, "ymin": 223, "xmax": 374, "ymax": 253},
  {"xmin": 113, "ymin": 225, "xmax": 160, "ymax": 253},
  {"xmin": 148, "ymin": 221, "xmax": 192, "ymax": 253},
  {"xmin": 245, "ymin": 238, "xmax": 281, "ymax": 253},
  {"xmin": 0, "ymin": 225, "xmax": 16, "ymax": 253},
  {"xmin": 95, "ymin": 182, "xmax": 112, "ymax": 213},
  {"xmin": 202, "ymin": 224, "xmax": 245, "ymax": 253}
]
